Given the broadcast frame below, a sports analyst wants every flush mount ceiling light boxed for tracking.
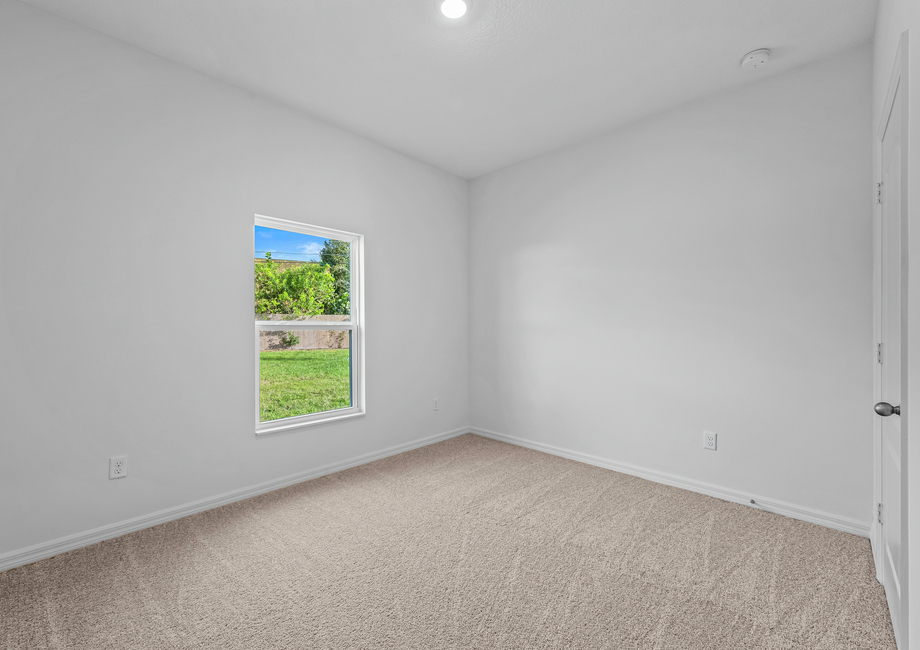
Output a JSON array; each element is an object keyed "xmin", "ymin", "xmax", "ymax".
[
  {"xmin": 440, "ymin": 0, "xmax": 469, "ymax": 19},
  {"xmin": 740, "ymin": 49, "xmax": 771, "ymax": 71}
]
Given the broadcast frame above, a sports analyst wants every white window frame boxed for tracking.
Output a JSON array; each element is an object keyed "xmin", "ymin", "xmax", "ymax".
[{"xmin": 254, "ymin": 214, "xmax": 365, "ymax": 435}]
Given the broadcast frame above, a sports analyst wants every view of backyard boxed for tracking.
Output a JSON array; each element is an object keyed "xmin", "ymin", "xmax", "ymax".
[
  {"xmin": 259, "ymin": 349, "xmax": 351, "ymax": 421},
  {"xmin": 255, "ymin": 225, "xmax": 352, "ymax": 423}
]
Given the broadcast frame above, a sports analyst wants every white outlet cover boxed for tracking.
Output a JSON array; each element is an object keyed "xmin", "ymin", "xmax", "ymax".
[
  {"xmin": 703, "ymin": 432, "xmax": 717, "ymax": 450},
  {"xmin": 109, "ymin": 456, "xmax": 128, "ymax": 479}
]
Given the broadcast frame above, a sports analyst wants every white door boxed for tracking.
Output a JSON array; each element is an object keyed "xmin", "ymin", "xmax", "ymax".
[{"xmin": 876, "ymin": 43, "xmax": 907, "ymax": 649}]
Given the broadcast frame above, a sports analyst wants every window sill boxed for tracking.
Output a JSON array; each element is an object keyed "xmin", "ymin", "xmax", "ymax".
[{"xmin": 255, "ymin": 409, "xmax": 365, "ymax": 436}]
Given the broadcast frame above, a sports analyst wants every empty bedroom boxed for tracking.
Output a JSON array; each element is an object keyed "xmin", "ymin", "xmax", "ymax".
[{"xmin": 1, "ymin": 0, "xmax": 918, "ymax": 648}]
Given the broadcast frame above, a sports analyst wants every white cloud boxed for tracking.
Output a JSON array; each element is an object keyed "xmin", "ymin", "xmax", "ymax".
[{"xmin": 297, "ymin": 242, "xmax": 323, "ymax": 257}]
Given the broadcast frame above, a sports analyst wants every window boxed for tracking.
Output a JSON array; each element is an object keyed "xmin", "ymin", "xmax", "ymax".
[{"xmin": 254, "ymin": 214, "xmax": 364, "ymax": 434}]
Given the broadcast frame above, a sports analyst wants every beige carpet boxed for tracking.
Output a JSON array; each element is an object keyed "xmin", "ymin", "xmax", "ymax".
[{"xmin": 1, "ymin": 434, "xmax": 895, "ymax": 649}]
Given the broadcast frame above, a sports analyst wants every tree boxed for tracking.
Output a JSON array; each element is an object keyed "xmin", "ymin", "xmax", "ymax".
[
  {"xmin": 254, "ymin": 255, "xmax": 335, "ymax": 317},
  {"xmin": 319, "ymin": 239, "xmax": 350, "ymax": 315}
]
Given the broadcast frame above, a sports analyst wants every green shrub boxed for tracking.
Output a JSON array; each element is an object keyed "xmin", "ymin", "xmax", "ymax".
[
  {"xmin": 255, "ymin": 253, "xmax": 336, "ymax": 318},
  {"xmin": 319, "ymin": 240, "xmax": 350, "ymax": 315},
  {"xmin": 280, "ymin": 332, "xmax": 300, "ymax": 348}
]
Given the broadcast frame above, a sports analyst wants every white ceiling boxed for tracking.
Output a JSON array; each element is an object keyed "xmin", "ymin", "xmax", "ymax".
[{"xmin": 20, "ymin": 0, "xmax": 878, "ymax": 178}]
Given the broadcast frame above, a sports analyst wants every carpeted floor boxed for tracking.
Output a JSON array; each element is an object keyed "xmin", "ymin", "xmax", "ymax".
[{"xmin": 0, "ymin": 434, "xmax": 896, "ymax": 649}]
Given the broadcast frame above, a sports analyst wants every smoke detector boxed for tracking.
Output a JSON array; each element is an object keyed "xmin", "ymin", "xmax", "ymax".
[{"xmin": 741, "ymin": 49, "xmax": 771, "ymax": 71}]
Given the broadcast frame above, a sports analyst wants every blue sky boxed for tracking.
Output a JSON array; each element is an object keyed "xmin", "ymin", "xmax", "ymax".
[{"xmin": 254, "ymin": 226, "xmax": 329, "ymax": 262}]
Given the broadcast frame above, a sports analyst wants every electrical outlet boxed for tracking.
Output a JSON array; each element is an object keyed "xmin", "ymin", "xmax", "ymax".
[
  {"xmin": 433, "ymin": 398, "xmax": 440, "ymax": 411},
  {"xmin": 109, "ymin": 456, "xmax": 128, "ymax": 479},
  {"xmin": 703, "ymin": 432, "xmax": 717, "ymax": 451}
]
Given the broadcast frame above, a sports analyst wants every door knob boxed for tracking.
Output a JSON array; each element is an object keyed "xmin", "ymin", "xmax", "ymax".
[{"xmin": 874, "ymin": 402, "xmax": 901, "ymax": 417}]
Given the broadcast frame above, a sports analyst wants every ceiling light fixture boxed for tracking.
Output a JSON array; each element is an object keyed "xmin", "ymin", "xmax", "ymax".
[{"xmin": 440, "ymin": 0, "xmax": 469, "ymax": 19}]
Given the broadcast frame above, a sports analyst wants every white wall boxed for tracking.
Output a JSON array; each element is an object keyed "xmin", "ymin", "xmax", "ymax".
[
  {"xmin": 470, "ymin": 46, "xmax": 873, "ymax": 526},
  {"xmin": 874, "ymin": 1, "xmax": 920, "ymax": 646},
  {"xmin": 0, "ymin": 0, "xmax": 469, "ymax": 559}
]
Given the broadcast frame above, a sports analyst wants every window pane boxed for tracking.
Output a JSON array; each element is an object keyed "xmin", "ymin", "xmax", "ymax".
[
  {"xmin": 254, "ymin": 226, "xmax": 350, "ymax": 320},
  {"xmin": 258, "ymin": 330, "xmax": 352, "ymax": 422}
]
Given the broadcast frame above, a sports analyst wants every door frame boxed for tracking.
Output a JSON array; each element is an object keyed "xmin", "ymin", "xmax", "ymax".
[{"xmin": 873, "ymin": 29, "xmax": 909, "ymax": 649}]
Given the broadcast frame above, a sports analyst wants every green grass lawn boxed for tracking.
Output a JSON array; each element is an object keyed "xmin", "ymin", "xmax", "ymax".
[{"xmin": 259, "ymin": 349, "xmax": 351, "ymax": 422}]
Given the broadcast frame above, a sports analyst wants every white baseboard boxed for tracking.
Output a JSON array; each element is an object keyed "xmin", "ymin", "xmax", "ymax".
[
  {"xmin": 4, "ymin": 425, "xmax": 871, "ymax": 574},
  {"xmin": 470, "ymin": 427, "xmax": 872, "ymax": 539},
  {"xmin": 0, "ymin": 427, "xmax": 470, "ymax": 574}
]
